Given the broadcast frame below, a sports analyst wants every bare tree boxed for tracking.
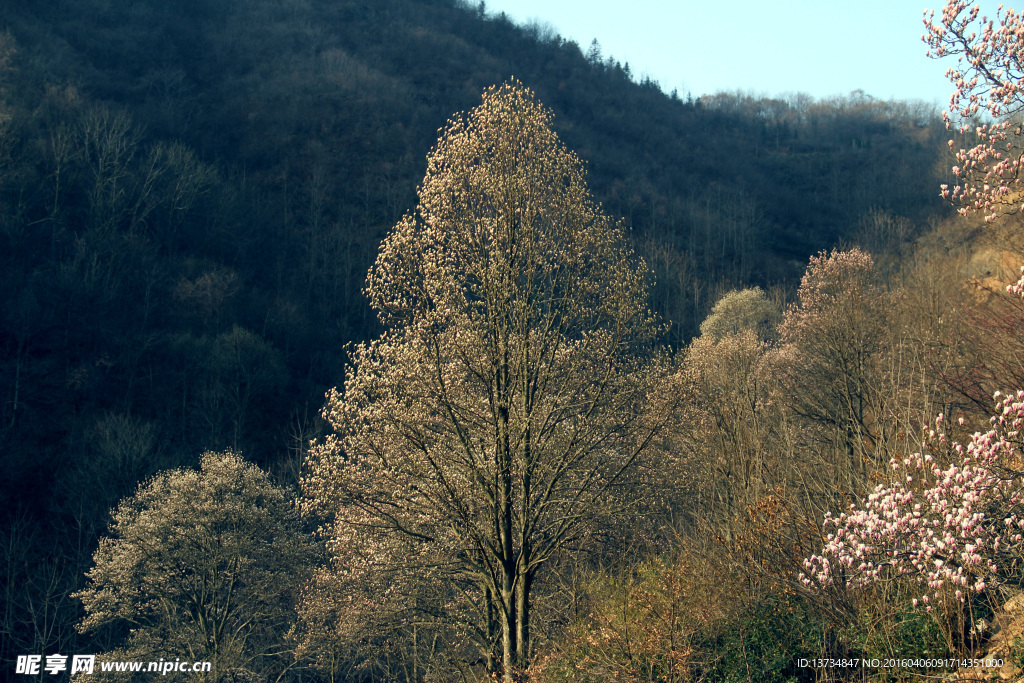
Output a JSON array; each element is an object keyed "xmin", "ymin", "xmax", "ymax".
[{"xmin": 300, "ymin": 81, "xmax": 676, "ymax": 681}]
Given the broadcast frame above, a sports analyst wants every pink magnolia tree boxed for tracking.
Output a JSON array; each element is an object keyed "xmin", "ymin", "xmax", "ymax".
[
  {"xmin": 801, "ymin": 270, "xmax": 1024, "ymax": 608},
  {"xmin": 924, "ymin": 1, "xmax": 1024, "ymax": 221}
]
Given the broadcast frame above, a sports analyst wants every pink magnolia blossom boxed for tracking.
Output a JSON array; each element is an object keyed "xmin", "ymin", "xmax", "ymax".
[
  {"xmin": 924, "ymin": 1, "xmax": 1024, "ymax": 220},
  {"xmin": 801, "ymin": 268, "xmax": 1024, "ymax": 603}
]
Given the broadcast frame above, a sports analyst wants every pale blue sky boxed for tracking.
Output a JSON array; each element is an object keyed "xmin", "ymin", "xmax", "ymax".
[{"xmin": 482, "ymin": 0, "xmax": 1003, "ymax": 107}]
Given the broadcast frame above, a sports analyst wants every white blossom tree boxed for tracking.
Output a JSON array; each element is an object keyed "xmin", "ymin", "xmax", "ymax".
[
  {"xmin": 74, "ymin": 450, "xmax": 319, "ymax": 682},
  {"xmin": 300, "ymin": 82, "xmax": 677, "ymax": 681}
]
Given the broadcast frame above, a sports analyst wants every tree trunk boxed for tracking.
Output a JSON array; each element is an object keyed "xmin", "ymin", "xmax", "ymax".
[
  {"xmin": 500, "ymin": 577, "xmax": 516, "ymax": 682},
  {"xmin": 516, "ymin": 564, "xmax": 531, "ymax": 669}
]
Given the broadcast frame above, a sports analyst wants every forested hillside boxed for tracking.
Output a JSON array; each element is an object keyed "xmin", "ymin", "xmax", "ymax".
[{"xmin": 0, "ymin": 0, "xmax": 983, "ymax": 679}]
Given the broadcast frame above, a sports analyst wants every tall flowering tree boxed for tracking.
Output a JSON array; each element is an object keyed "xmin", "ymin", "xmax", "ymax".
[
  {"xmin": 300, "ymin": 82, "xmax": 674, "ymax": 681},
  {"xmin": 802, "ymin": 271, "xmax": 1024, "ymax": 610},
  {"xmin": 924, "ymin": 1, "xmax": 1024, "ymax": 221}
]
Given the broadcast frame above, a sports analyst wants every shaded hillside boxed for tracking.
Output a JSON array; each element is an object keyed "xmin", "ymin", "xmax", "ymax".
[{"xmin": 5, "ymin": 0, "xmax": 952, "ymax": 293}]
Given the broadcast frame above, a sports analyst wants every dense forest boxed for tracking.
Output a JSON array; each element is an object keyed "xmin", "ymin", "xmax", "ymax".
[{"xmin": 6, "ymin": 0, "xmax": 1024, "ymax": 680}]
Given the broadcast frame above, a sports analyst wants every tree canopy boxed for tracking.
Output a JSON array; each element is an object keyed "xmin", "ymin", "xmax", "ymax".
[{"xmin": 75, "ymin": 450, "xmax": 319, "ymax": 682}]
